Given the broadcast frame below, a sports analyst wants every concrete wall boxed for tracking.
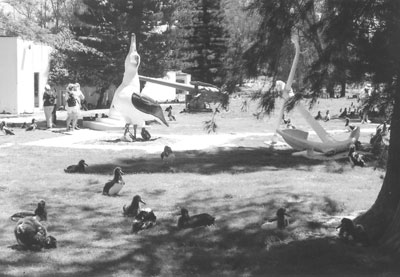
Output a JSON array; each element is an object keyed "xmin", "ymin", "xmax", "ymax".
[
  {"xmin": 0, "ymin": 37, "xmax": 52, "ymax": 114},
  {"xmin": 0, "ymin": 37, "xmax": 17, "ymax": 113}
]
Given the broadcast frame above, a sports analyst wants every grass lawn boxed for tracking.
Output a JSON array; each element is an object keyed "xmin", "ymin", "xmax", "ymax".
[{"xmin": 0, "ymin": 96, "xmax": 398, "ymax": 276}]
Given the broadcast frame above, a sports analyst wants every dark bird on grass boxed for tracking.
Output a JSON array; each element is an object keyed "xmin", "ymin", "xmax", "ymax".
[
  {"xmin": 177, "ymin": 208, "xmax": 215, "ymax": 229},
  {"xmin": 21, "ymin": 122, "xmax": 27, "ymax": 129},
  {"xmin": 141, "ymin": 128, "xmax": 151, "ymax": 141},
  {"xmin": 64, "ymin": 160, "xmax": 88, "ymax": 173},
  {"xmin": 348, "ymin": 144, "xmax": 365, "ymax": 167},
  {"xmin": 123, "ymin": 195, "xmax": 145, "ymax": 217},
  {"xmin": 0, "ymin": 121, "xmax": 15, "ymax": 135},
  {"xmin": 103, "ymin": 167, "xmax": 125, "ymax": 196},
  {"xmin": 337, "ymin": 217, "xmax": 369, "ymax": 246},
  {"xmin": 314, "ymin": 111, "xmax": 322, "ymax": 120},
  {"xmin": 339, "ymin": 108, "xmax": 348, "ymax": 118},
  {"xmin": 14, "ymin": 217, "xmax": 57, "ymax": 250},
  {"xmin": 268, "ymin": 208, "xmax": 291, "ymax": 229},
  {"xmin": 345, "ymin": 117, "xmax": 356, "ymax": 131},
  {"xmin": 10, "ymin": 200, "xmax": 47, "ymax": 222},
  {"xmin": 123, "ymin": 195, "xmax": 156, "ymax": 232},
  {"xmin": 132, "ymin": 209, "xmax": 157, "ymax": 233},
  {"xmin": 25, "ymin": 118, "xmax": 37, "ymax": 131},
  {"xmin": 161, "ymin": 146, "xmax": 175, "ymax": 165}
]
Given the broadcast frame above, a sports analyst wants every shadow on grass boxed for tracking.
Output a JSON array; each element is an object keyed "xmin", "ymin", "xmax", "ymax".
[
  {"xmin": 4, "ymin": 190, "xmax": 397, "ymax": 277},
  {"xmin": 86, "ymin": 147, "xmax": 342, "ymax": 175},
  {"xmin": 21, "ymin": 192, "xmax": 400, "ymax": 276}
]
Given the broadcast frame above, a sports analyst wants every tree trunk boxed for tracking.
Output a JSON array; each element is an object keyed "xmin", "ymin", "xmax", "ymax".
[
  {"xmin": 340, "ymin": 78, "xmax": 346, "ymax": 98},
  {"xmin": 356, "ymin": 90, "xmax": 400, "ymax": 248},
  {"xmin": 327, "ymin": 80, "xmax": 335, "ymax": 98}
]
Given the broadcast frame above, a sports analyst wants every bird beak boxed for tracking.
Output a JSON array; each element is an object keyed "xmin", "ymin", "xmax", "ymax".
[
  {"xmin": 285, "ymin": 213, "xmax": 291, "ymax": 217},
  {"xmin": 140, "ymin": 199, "xmax": 146, "ymax": 205},
  {"xmin": 336, "ymin": 224, "xmax": 342, "ymax": 230},
  {"xmin": 84, "ymin": 163, "xmax": 88, "ymax": 166},
  {"xmin": 120, "ymin": 170, "xmax": 125, "ymax": 175}
]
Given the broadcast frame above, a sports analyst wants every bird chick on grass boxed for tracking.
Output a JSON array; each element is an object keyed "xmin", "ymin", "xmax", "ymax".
[
  {"xmin": 344, "ymin": 117, "xmax": 356, "ymax": 132},
  {"xmin": 337, "ymin": 217, "xmax": 369, "ymax": 246},
  {"xmin": 176, "ymin": 208, "xmax": 215, "ymax": 229},
  {"xmin": 132, "ymin": 209, "xmax": 157, "ymax": 233},
  {"xmin": 161, "ymin": 145, "xmax": 175, "ymax": 166},
  {"xmin": 262, "ymin": 208, "xmax": 291, "ymax": 230},
  {"xmin": 14, "ymin": 217, "xmax": 56, "ymax": 251},
  {"xmin": 11, "ymin": 200, "xmax": 47, "ymax": 222},
  {"xmin": 123, "ymin": 195, "xmax": 145, "ymax": 217},
  {"xmin": 348, "ymin": 143, "xmax": 366, "ymax": 167},
  {"xmin": 64, "ymin": 160, "xmax": 88, "ymax": 173},
  {"xmin": 103, "ymin": 167, "xmax": 125, "ymax": 196},
  {"xmin": 0, "ymin": 121, "xmax": 15, "ymax": 135},
  {"xmin": 123, "ymin": 195, "xmax": 156, "ymax": 232},
  {"xmin": 25, "ymin": 118, "xmax": 37, "ymax": 131}
]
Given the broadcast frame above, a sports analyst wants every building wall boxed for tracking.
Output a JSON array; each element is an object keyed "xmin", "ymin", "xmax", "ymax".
[
  {"xmin": 16, "ymin": 38, "xmax": 52, "ymax": 113},
  {"xmin": 0, "ymin": 37, "xmax": 52, "ymax": 114},
  {"xmin": 0, "ymin": 37, "xmax": 18, "ymax": 113}
]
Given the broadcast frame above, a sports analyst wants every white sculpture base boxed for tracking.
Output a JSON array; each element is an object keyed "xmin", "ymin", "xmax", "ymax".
[{"xmin": 82, "ymin": 116, "xmax": 125, "ymax": 131}]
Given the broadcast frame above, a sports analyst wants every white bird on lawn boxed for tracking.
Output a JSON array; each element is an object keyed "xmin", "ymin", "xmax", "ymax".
[{"xmin": 110, "ymin": 33, "xmax": 168, "ymax": 141}]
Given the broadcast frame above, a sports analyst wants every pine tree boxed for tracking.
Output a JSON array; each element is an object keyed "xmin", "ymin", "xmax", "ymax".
[{"xmin": 177, "ymin": 0, "xmax": 227, "ymax": 86}]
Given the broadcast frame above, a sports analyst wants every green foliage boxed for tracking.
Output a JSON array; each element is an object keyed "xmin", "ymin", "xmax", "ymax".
[{"xmin": 175, "ymin": 0, "xmax": 228, "ymax": 87}]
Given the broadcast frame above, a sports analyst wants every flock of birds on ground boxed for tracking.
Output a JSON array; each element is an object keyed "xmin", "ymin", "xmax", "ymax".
[
  {"xmin": 8, "ymin": 145, "xmax": 216, "ymax": 251},
  {"xmin": 9, "ymin": 143, "xmax": 370, "ymax": 251},
  {"xmin": 3, "ymin": 98, "xmax": 385, "ymax": 251},
  {"xmin": 0, "ymin": 119, "xmax": 38, "ymax": 135}
]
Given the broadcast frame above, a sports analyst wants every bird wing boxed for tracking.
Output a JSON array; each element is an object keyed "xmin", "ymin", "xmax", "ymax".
[
  {"xmin": 103, "ymin": 181, "xmax": 114, "ymax": 194},
  {"xmin": 4, "ymin": 127, "xmax": 14, "ymax": 135},
  {"xmin": 10, "ymin": 212, "xmax": 36, "ymax": 222},
  {"xmin": 131, "ymin": 93, "xmax": 169, "ymax": 126}
]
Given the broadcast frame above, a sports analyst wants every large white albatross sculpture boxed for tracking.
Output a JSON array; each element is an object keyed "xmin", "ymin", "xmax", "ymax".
[
  {"xmin": 110, "ymin": 33, "xmax": 168, "ymax": 141},
  {"xmin": 272, "ymin": 33, "xmax": 360, "ymax": 157}
]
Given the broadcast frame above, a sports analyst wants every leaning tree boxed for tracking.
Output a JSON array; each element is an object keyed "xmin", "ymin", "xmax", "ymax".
[{"xmin": 246, "ymin": 0, "xmax": 400, "ymax": 249}]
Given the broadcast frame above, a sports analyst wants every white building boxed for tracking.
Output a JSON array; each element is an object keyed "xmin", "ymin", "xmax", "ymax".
[{"xmin": 0, "ymin": 37, "xmax": 52, "ymax": 114}]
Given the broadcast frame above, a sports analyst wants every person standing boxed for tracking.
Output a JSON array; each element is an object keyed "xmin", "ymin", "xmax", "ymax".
[
  {"xmin": 43, "ymin": 84, "xmax": 56, "ymax": 129},
  {"xmin": 64, "ymin": 83, "xmax": 85, "ymax": 131},
  {"xmin": 360, "ymin": 83, "xmax": 372, "ymax": 124}
]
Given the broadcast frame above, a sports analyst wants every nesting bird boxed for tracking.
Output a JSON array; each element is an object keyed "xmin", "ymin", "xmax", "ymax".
[
  {"xmin": 177, "ymin": 208, "xmax": 215, "ymax": 229},
  {"xmin": 161, "ymin": 145, "xmax": 175, "ymax": 165},
  {"xmin": 344, "ymin": 117, "xmax": 356, "ymax": 131},
  {"xmin": 21, "ymin": 122, "xmax": 27, "ymax": 129},
  {"xmin": 14, "ymin": 217, "xmax": 57, "ymax": 250},
  {"xmin": 25, "ymin": 118, "xmax": 37, "ymax": 131},
  {"xmin": 110, "ymin": 34, "xmax": 168, "ymax": 141},
  {"xmin": 348, "ymin": 144, "xmax": 365, "ymax": 167},
  {"xmin": 103, "ymin": 167, "xmax": 125, "ymax": 196},
  {"xmin": 268, "ymin": 208, "xmax": 291, "ymax": 229},
  {"xmin": 10, "ymin": 200, "xmax": 48, "ymax": 222},
  {"xmin": 165, "ymin": 105, "xmax": 176, "ymax": 121},
  {"xmin": 64, "ymin": 160, "xmax": 88, "ymax": 173},
  {"xmin": 0, "ymin": 121, "xmax": 15, "ymax": 135},
  {"xmin": 337, "ymin": 217, "xmax": 369, "ymax": 246},
  {"xmin": 123, "ymin": 195, "xmax": 145, "ymax": 217},
  {"xmin": 140, "ymin": 128, "xmax": 151, "ymax": 141}
]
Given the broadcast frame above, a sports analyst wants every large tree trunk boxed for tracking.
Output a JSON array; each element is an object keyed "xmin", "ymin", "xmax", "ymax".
[{"xmin": 356, "ymin": 90, "xmax": 400, "ymax": 248}]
